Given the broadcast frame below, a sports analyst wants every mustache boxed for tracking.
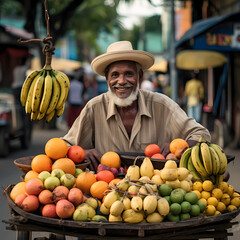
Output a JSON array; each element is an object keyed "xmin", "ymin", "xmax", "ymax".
[{"xmin": 112, "ymin": 83, "xmax": 134, "ymax": 89}]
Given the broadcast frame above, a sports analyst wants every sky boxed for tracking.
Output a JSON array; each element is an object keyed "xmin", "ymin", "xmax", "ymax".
[{"xmin": 117, "ymin": 0, "xmax": 163, "ymax": 29}]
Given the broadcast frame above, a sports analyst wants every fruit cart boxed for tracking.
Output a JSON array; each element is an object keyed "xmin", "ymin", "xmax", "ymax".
[
  {"xmin": 3, "ymin": 153, "xmax": 240, "ymax": 240},
  {"xmin": 3, "ymin": 184, "xmax": 240, "ymax": 240}
]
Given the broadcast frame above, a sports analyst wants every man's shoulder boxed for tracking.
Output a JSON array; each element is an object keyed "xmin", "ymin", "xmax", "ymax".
[{"xmin": 86, "ymin": 92, "xmax": 109, "ymax": 107}]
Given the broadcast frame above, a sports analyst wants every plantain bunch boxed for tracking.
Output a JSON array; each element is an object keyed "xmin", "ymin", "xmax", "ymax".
[
  {"xmin": 179, "ymin": 137, "xmax": 228, "ymax": 185},
  {"xmin": 20, "ymin": 67, "xmax": 70, "ymax": 122}
]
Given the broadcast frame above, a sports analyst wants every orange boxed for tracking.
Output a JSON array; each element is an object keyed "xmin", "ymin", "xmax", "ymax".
[
  {"xmin": 45, "ymin": 138, "xmax": 68, "ymax": 160},
  {"xmin": 10, "ymin": 182, "xmax": 26, "ymax": 201},
  {"xmin": 90, "ymin": 181, "xmax": 109, "ymax": 199},
  {"xmin": 145, "ymin": 144, "xmax": 161, "ymax": 157},
  {"xmin": 24, "ymin": 170, "xmax": 39, "ymax": 182},
  {"xmin": 96, "ymin": 170, "xmax": 115, "ymax": 184},
  {"xmin": 67, "ymin": 145, "xmax": 85, "ymax": 164},
  {"xmin": 76, "ymin": 171, "xmax": 96, "ymax": 194},
  {"xmin": 109, "ymin": 178, "xmax": 121, "ymax": 187},
  {"xmin": 151, "ymin": 153, "xmax": 165, "ymax": 159},
  {"xmin": 31, "ymin": 154, "xmax": 52, "ymax": 173},
  {"xmin": 101, "ymin": 151, "xmax": 121, "ymax": 169},
  {"xmin": 169, "ymin": 138, "xmax": 189, "ymax": 159},
  {"xmin": 52, "ymin": 158, "xmax": 76, "ymax": 175}
]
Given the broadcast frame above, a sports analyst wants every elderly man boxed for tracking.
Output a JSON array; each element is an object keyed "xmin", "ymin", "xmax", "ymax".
[{"xmin": 63, "ymin": 41, "xmax": 211, "ymax": 171}]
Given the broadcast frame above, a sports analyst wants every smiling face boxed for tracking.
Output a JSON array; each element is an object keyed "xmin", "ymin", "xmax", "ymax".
[{"xmin": 106, "ymin": 60, "xmax": 142, "ymax": 97}]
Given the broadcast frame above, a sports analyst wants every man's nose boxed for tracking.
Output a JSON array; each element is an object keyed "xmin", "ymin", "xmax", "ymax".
[{"xmin": 117, "ymin": 74, "xmax": 127, "ymax": 84}]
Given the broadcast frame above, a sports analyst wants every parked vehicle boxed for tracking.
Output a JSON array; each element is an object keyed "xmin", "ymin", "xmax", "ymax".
[{"xmin": 0, "ymin": 90, "xmax": 32, "ymax": 157}]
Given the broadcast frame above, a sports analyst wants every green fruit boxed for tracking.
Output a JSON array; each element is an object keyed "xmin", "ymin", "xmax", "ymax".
[
  {"xmin": 190, "ymin": 204, "xmax": 201, "ymax": 217},
  {"xmin": 170, "ymin": 191, "xmax": 184, "ymax": 204},
  {"xmin": 180, "ymin": 213, "xmax": 191, "ymax": 221},
  {"xmin": 184, "ymin": 192, "xmax": 198, "ymax": 204},
  {"xmin": 159, "ymin": 184, "xmax": 173, "ymax": 196},
  {"xmin": 167, "ymin": 212, "xmax": 180, "ymax": 222},
  {"xmin": 170, "ymin": 203, "xmax": 181, "ymax": 215},
  {"xmin": 74, "ymin": 168, "xmax": 83, "ymax": 178},
  {"xmin": 172, "ymin": 188, "xmax": 186, "ymax": 196},
  {"xmin": 197, "ymin": 200, "xmax": 207, "ymax": 212},
  {"xmin": 181, "ymin": 201, "xmax": 192, "ymax": 213}
]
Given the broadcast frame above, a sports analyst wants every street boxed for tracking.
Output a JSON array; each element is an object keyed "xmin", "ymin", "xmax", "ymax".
[{"xmin": 0, "ymin": 125, "xmax": 240, "ymax": 239}]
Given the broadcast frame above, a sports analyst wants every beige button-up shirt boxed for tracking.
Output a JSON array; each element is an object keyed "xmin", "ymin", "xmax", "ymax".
[{"xmin": 63, "ymin": 90, "xmax": 211, "ymax": 154}]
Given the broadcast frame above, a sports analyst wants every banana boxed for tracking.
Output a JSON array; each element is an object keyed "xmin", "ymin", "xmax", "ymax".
[
  {"xmin": 200, "ymin": 142, "xmax": 213, "ymax": 175},
  {"xmin": 25, "ymin": 72, "xmax": 43, "ymax": 114},
  {"xmin": 38, "ymin": 71, "xmax": 53, "ymax": 118},
  {"xmin": 56, "ymin": 102, "xmax": 65, "ymax": 117},
  {"xmin": 54, "ymin": 70, "xmax": 69, "ymax": 110},
  {"xmin": 187, "ymin": 156, "xmax": 203, "ymax": 181},
  {"xmin": 46, "ymin": 73, "xmax": 60, "ymax": 115},
  {"xmin": 209, "ymin": 146, "xmax": 221, "ymax": 175},
  {"xmin": 191, "ymin": 144, "xmax": 208, "ymax": 177},
  {"xmin": 30, "ymin": 110, "xmax": 39, "ymax": 121},
  {"xmin": 45, "ymin": 110, "xmax": 55, "ymax": 123},
  {"xmin": 31, "ymin": 71, "xmax": 46, "ymax": 113},
  {"xmin": 179, "ymin": 147, "xmax": 192, "ymax": 168},
  {"xmin": 209, "ymin": 143, "xmax": 228, "ymax": 175},
  {"xmin": 20, "ymin": 70, "xmax": 40, "ymax": 107}
]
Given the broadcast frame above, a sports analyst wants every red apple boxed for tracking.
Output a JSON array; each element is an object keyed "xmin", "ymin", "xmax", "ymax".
[
  {"xmin": 67, "ymin": 145, "xmax": 85, "ymax": 164},
  {"xmin": 110, "ymin": 168, "xmax": 119, "ymax": 178},
  {"xmin": 97, "ymin": 164, "xmax": 110, "ymax": 173}
]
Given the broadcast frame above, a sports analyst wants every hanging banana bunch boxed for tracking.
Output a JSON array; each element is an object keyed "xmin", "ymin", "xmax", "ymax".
[{"xmin": 19, "ymin": 1, "xmax": 70, "ymax": 122}]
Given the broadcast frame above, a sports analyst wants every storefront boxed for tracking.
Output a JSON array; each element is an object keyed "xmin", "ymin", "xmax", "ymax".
[{"xmin": 175, "ymin": 11, "xmax": 240, "ymax": 148}]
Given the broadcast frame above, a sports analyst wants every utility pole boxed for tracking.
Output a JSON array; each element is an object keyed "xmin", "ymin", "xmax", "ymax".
[{"xmin": 169, "ymin": 0, "xmax": 178, "ymax": 102}]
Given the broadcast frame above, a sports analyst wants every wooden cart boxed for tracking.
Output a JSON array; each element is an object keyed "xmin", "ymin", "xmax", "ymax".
[{"xmin": 3, "ymin": 185, "xmax": 240, "ymax": 240}]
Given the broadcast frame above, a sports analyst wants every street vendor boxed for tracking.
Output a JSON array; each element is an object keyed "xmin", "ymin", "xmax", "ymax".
[{"xmin": 62, "ymin": 41, "xmax": 211, "ymax": 171}]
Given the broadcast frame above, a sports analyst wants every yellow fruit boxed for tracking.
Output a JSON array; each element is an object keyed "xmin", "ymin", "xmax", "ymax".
[
  {"xmin": 199, "ymin": 198, "xmax": 207, "ymax": 205},
  {"xmin": 10, "ymin": 182, "xmax": 26, "ymax": 201},
  {"xmin": 230, "ymin": 197, "xmax": 240, "ymax": 208},
  {"xmin": 205, "ymin": 205, "xmax": 216, "ymax": 216},
  {"xmin": 214, "ymin": 210, "xmax": 221, "ymax": 215},
  {"xmin": 211, "ymin": 188, "xmax": 223, "ymax": 200},
  {"xmin": 202, "ymin": 180, "xmax": 214, "ymax": 192},
  {"xmin": 221, "ymin": 193, "xmax": 231, "ymax": 206},
  {"xmin": 218, "ymin": 181, "xmax": 229, "ymax": 193},
  {"xmin": 207, "ymin": 197, "xmax": 218, "ymax": 207},
  {"xmin": 201, "ymin": 191, "xmax": 211, "ymax": 200},
  {"xmin": 192, "ymin": 181, "xmax": 203, "ymax": 192},
  {"xmin": 227, "ymin": 205, "xmax": 237, "ymax": 211},
  {"xmin": 24, "ymin": 170, "xmax": 39, "ymax": 182},
  {"xmin": 227, "ymin": 185, "xmax": 235, "ymax": 196},
  {"xmin": 192, "ymin": 190, "xmax": 201, "ymax": 200},
  {"xmin": 216, "ymin": 202, "xmax": 226, "ymax": 213}
]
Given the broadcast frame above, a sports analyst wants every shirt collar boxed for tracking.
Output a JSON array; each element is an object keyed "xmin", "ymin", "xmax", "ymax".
[{"xmin": 106, "ymin": 90, "xmax": 151, "ymax": 120}]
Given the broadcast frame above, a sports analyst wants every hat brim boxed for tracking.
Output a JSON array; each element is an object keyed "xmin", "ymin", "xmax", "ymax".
[{"xmin": 91, "ymin": 50, "xmax": 155, "ymax": 76}]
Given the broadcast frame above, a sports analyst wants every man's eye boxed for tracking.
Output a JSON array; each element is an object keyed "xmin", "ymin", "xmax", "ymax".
[
  {"xmin": 111, "ymin": 72, "xmax": 118, "ymax": 77},
  {"xmin": 126, "ymin": 72, "xmax": 133, "ymax": 76}
]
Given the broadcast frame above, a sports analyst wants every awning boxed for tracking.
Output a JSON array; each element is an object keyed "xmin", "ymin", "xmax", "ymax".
[
  {"xmin": 175, "ymin": 11, "xmax": 240, "ymax": 48},
  {"xmin": 149, "ymin": 60, "xmax": 168, "ymax": 72},
  {"xmin": 31, "ymin": 57, "xmax": 81, "ymax": 71},
  {"xmin": 176, "ymin": 50, "xmax": 228, "ymax": 70}
]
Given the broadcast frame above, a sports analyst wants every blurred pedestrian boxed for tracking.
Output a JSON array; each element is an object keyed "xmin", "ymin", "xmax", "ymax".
[
  {"xmin": 185, "ymin": 71, "xmax": 204, "ymax": 123},
  {"xmin": 141, "ymin": 78, "xmax": 153, "ymax": 91},
  {"xmin": 67, "ymin": 69, "xmax": 85, "ymax": 128}
]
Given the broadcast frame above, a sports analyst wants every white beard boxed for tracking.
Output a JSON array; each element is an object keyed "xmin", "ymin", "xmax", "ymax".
[{"xmin": 108, "ymin": 82, "xmax": 139, "ymax": 107}]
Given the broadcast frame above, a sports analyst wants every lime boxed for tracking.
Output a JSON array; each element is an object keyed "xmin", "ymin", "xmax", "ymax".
[
  {"xmin": 167, "ymin": 212, "xmax": 180, "ymax": 222},
  {"xmin": 190, "ymin": 204, "xmax": 201, "ymax": 217},
  {"xmin": 184, "ymin": 192, "xmax": 198, "ymax": 204},
  {"xmin": 197, "ymin": 200, "xmax": 207, "ymax": 212},
  {"xmin": 180, "ymin": 213, "xmax": 191, "ymax": 221},
  {"xmin": 159, "ymin": 184, "xmax": 173, "ymax": 197},
  {"xmin": 170, "ymin": 191, "xmax": 184, "ymax": 204},
  {"xmin": 170, "ymin": 203, "xmax": 181, "ymax": 215},
  {"xmin": 164, "ymin": 196, "xmax": 171, "ymax": 205},
  {"xmin": 181, "ymin": 201, "xmax": 192, "ymax": 213},
  {"xmin": 172, "ymin": 188, "xmax": 186, "ymax": 196}
]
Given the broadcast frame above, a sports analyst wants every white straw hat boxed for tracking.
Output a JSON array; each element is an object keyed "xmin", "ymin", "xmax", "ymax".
[{"xmin": 91, "ymin": 41, "xmax": 155, "ymax": 76}]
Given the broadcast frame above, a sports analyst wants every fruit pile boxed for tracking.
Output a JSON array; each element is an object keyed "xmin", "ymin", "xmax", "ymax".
[
  {"xmin": 180, "ymin": 137, "xmax": 227, "ymax": 185},
  {"xmin": 8, "ymin": 137, "xmax": 240, "ymax": 223}
]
